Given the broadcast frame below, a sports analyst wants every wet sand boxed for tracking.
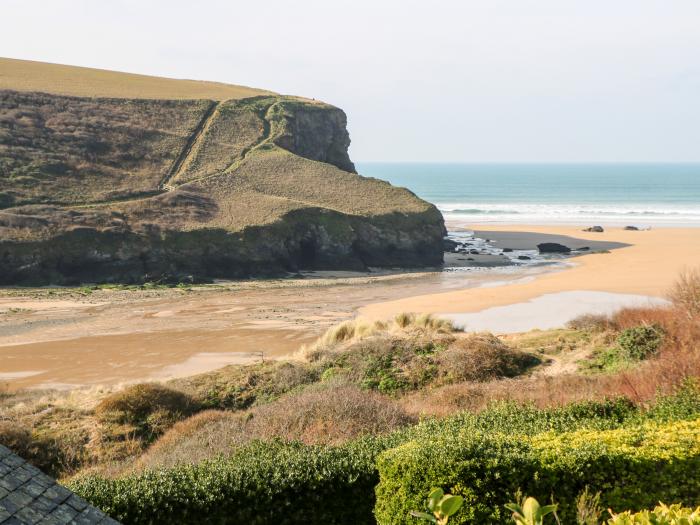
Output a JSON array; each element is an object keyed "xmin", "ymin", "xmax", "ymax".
[
  {"xmin": 2, "ymin": 225, "xmax": 697, "ymax": 390},
  {"xmin": 360, "ymin": 225, "xmax": 700, "ymax": 319},
  {"xmin": 0, "ymin": 266, "xmax": 554, "ymax": 389}
]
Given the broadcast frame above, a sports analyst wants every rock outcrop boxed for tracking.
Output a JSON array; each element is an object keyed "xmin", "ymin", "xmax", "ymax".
[{"xmin": 0, "ymin": 76, "xmax": 444, "ymax": 284}]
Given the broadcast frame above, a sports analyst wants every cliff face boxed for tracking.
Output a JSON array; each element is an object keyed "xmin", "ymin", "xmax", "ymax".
[{"xmin": 0, "ymin": 88, "xmax": 444, "ymax": 285}]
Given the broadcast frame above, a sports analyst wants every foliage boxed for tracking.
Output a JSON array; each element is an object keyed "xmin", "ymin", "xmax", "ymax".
[
  {"xmin": 576, "ymin": 486, "xmax": 604, "ymax": 525},
  {"xmin": 505, "ymin": 497, "xmax": 558, "ymax": 525},
  {"xmin": 607, "ymin": 503, "xmax": 700, "ymax": 524},
  {"xmin": 70, "ymin": 438, "xmax": 392, "ymax": 525},
  {"xmin": 374, "ymin": 418, "xmax": 700, "ymax": 524},
  {"xmin": 583, "ymin": 325, "xmax": 664, "ymax": 372},
  {"xmin": 411, "ymin": 488, "xmax": 464, "ymax": 525},
  {"xmin": 616, "ymin": 325, "xmax": 665, "ymax": 361}
]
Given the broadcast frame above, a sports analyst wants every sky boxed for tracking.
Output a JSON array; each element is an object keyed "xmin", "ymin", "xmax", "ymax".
[{"xmin": 2, "ymin": 0, "xmax": 699, "ymax": 162}]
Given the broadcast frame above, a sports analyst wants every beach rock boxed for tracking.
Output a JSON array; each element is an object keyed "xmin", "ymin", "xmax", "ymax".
[
  {"xmin": 537, "ymin": 242, "xmax": 572, "ymax": 254},
  {"xmin": 502, "ymin": 248, "xmax": 514, "ymax": 253},
  {"xmin": 466, "ymin": 257, "xmax": 474, "ymax": 261},
  {"xmin": 443, "ymin": 238, "xmax": 460, "ymax": 252},
  {"xmin": 624, "ymin": 225, "xmax": 640, "ymax": 231},
  {"xmin": 584, "ymin": 226, "xmax": 604, "ymax": 232},
  {"xmin": 469, "ymin": 249, "xmax": 480, "ymax": 255},
  {"xmin": 517, "ymin": 255, "xmax": 531, "ymax": 260},
  {"xmin": 577, "ymin": 246, "xmax": 590, "ymax": 251}
]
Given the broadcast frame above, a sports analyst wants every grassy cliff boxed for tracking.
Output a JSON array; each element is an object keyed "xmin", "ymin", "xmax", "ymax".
[{"xmin": 0, "ymin": 59, "xmax": 444, "ymax": 284}]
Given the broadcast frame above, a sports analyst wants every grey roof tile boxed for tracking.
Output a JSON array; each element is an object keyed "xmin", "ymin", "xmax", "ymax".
[{"xmin": 0, "ymin": 447, "xmax": 120, "ymax": 524}]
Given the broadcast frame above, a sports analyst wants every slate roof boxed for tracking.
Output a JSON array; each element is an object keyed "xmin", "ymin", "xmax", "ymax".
[{"xmin": 0, "ymin": 444, "xmax": 119, "ymax": 524}]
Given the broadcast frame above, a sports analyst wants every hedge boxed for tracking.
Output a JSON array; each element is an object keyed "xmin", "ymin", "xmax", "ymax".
[
  {"xmin": 375, "ymin": 418, "xmax": 700, "ymax": 524},
  {"xmin": 69, "ymin": 438, "xmax": 390, "ymax": 525}
]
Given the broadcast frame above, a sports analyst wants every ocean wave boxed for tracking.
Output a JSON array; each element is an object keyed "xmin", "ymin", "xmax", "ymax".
[{"xmin": 436, "ymin": 203, "xmax": 700, "ymax": 225}]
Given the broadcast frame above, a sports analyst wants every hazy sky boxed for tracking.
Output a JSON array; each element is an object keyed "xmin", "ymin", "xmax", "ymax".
[{"xmin": 2, "ymin": 0, "xmax": 699, "ymax": 162}]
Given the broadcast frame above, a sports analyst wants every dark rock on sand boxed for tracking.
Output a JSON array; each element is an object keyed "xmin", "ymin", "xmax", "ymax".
[
  {"xmin": 578, "ymin": 246, "xmax": 590, "ymax": 251},
  {"xmin": 584, "ymin": 226, "xmax": 604, "ymax": 232},
  {"xmin": 443, "ymin": 238, "xmax": 460, "ymax": 252},
  {"xmin": 502, "ymin": 248, "xmax": 514, "ymax": 253},
  {"xmin": 537, "ymin": 242, "xmax": 572, "ymax": 254},
  {"xmin": 517, "ymin": 255, "xmax": 531, "ymax": 260},
  {"xmin": 624, "ymin": 226, "xmax": 640, "ymax": 231}
]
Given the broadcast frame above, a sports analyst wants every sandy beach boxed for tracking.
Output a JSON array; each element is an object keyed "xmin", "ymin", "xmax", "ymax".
[
  {"xmin": 1, "ymin": 224, "xmax": 698, "ymax": 389},
  {"xmin": 360, "ymin": 225, "xmax": 700, "ymax": 319}
]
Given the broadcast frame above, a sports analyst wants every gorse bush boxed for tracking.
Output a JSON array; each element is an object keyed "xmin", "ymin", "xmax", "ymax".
[{"xmin": 616, "ymin": 325, "xmax": 665, "ymax": 361}]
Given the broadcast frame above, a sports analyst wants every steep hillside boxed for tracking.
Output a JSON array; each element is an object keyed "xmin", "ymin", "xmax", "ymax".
[{"xmin": 0, "ymin": 60, "xmax": 444, "ymax": 284}]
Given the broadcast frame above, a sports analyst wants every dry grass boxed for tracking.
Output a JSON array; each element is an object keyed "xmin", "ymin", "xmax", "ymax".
[
  {"xmin": 401, "ymin": 302, "xmax": 700, "ymax": 417},
  {"xmin": 0, "ymin": 57, "xmax": 273, "ymax": 100},
  {"xmin": 435, "ymin": 333, "xmax": 540, "ymax": 383},
  {"xmin": 669, "ymin": 267, "xmax": 700, "ymax": 317},
  {"xmin": 300, "ymin": 313, "xmax": 456, "ymax": 358},
  {"xmin": 135, "ymin": 383, "xmax": 413, "ymax": 471},
  {"xmin": 95, "ymin": 383, "xmax": 198, "ymax": 441}
]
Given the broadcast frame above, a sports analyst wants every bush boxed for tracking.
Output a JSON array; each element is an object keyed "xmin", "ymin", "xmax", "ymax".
[
  {"xmin": 174, "ymin": 361, "xmax": 320, "ymax": 410},
  {"xmin": 436, "ymin": 334, "xmax": 539, "ymax": 383},
  {"xmin": 608, "ymin": 503, "xmax": 700, "ymax": 524},
  {"xmin": 617, "ymin": 325, "xmax": 665, "ymax": 361},
  {"xmin": 70, "ymin": 439, "xmax": 390, "ymax": 525},
  {"xmin": 135, "ymin": 384, "xmax": 414, "ymax": 470},
  {"xmin": 95, "ymin": 383, "xmax": 199, "ymax": 440},
  {"xmin": 374, "ymin": 418, "xmax": 700, "ymax": 524},
  {"xmin": 0, "ymin": 421, "xmax": 34, "ymax": 457},
  {"xmin": 583, "ymin": 325, "xmax": 665, "ymax": 372}
]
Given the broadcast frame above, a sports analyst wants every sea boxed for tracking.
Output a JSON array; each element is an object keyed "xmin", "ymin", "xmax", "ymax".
[{"xmin": 356, "ymin": 163, "xmax": 700, "ymax": 227}]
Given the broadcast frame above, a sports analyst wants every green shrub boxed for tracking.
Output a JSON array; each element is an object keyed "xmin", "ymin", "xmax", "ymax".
[
  {"xmin": 607, "ymin": 503, "xmax": 700, "ymax": 524},
  {"xmin": 616, "ymin": 325, "xmax": 665, "ymax": 360},
  {"xmin": 583, "ymin": 324, "xmax": 665, "ymax": 372},
  {"xmin": 70, "ymin": 438, "xmax": 392, "ymax": 525},
  {"xmin": 374, "ymin": 419, "xmax": 700, "ymax": 524}
]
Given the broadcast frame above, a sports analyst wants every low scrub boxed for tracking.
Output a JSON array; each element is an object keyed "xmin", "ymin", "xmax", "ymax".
[
  {"xmin": 172, "ymin": 360, "xmax": 320, "ymax": 410},
  {"xmin": 71, "ymin": 388, "xmax": 700, "ymax": 524},
  {"xmin": 95, "ymin": 383, "xmax": 199, "ymax": 441},
  {"xmin": 436, "ymin": 334, "xmax": 540, "ymax": 383},
  {"xmin": 136, "ymin": 383, "xmax": 413, "ymax": 470},
  {"xmin": 309, "ymin": 328, "xmax": 536, "ymax": 395},
  {"xmin": 583, "ymin": 324, "xmax": 665, "ymax": 373}
]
